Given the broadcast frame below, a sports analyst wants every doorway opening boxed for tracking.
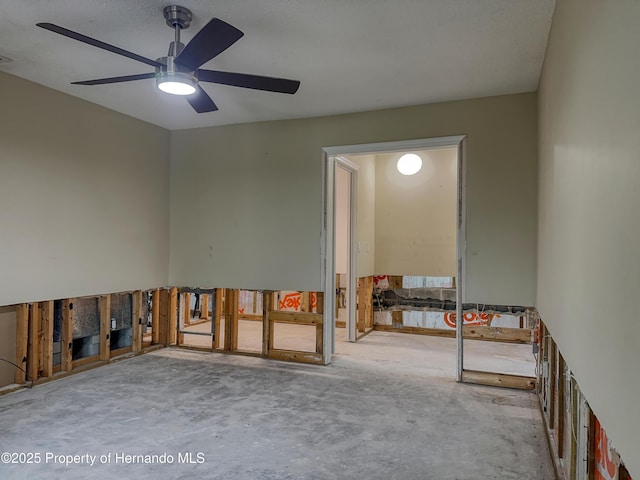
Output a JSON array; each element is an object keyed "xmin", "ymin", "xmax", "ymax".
[{"xmin": 322, "ymin": 136, "xmax": 466, "ymax": 378}]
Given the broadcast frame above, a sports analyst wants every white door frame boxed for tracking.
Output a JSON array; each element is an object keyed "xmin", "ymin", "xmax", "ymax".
[
  {"xmin": 335, "ymin": 157, "xmax": 359, "ymax": 343},
  {"xmin": 322, "ymin": 135, "xmax": 467, "ymax": 381}
]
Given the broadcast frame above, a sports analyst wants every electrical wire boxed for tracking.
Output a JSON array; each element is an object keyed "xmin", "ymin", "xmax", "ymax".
[{"xmin": 0, "ymin": 357, "xmax": 33, "ymax": 388}]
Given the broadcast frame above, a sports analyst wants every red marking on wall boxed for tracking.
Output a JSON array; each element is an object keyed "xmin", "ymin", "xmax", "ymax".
[
  {"xmin": 595, "ymin": 418, "xmax": 617, "ymax": 480},
  {"xmin": 311, "ymin": 293, "xmax": 317, "ymax": 310},
  {"xmin": 279, "ymin": 292, "xmax": 301, "ymax": 311},
  {"xmin": 443, "ymin": 312, "xmax": 498, "ymax": 329},
  {"xmin": 238, "ymin": 308, "xmax": 245, "ymax": 315},
  {"xmin": 373, "ymin": 275, "xmax": 389, "ymax": 289}
]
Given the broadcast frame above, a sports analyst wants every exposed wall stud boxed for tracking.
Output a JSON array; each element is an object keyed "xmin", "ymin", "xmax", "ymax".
[
  {"xmin": 99, "ymin": 295, "xmax": 111, "ymax": 361},
  {"xmin": 41, "ymin": 300, "xmax": 54, "ymax": 378},
  {"xmin": 15, "ymin": 304, "xmax": 29, "ymax": 384},
  {"xmin": 27, "ymin": 302, "xmax": 41, "ymax": 383},
  {"xmin": 61, "ymin": 299, "xmax": 73, "ymax": 371}
]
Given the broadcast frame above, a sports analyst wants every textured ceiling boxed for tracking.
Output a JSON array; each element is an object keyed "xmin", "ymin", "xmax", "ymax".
[{"xmin": 0, "ymin": 0, "xmax": 555, "ymax": 130}]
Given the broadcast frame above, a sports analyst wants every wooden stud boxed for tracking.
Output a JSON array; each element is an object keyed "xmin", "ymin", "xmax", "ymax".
[
  {"xmin": 300, "ymin": 292, "xmax": 310, "ymax": 313},
  {"xmin": 619, "ymin": 465, "xmax": 632, "ymax": 480},
  {"xmin": 549, "ymin": 337, "xmax": 557, "ymax": 427},
  {"xmin": 357, "ymin": 278, "xmax": 366, "ymax": 333},
  {"xmin": 99, "ymin": 295, "xmax": 111, "ymax": 361},
  {"xmin": 61, "ymin": 299, "xmax": 73, "ymax": 372},
  {"xmin": 132, "ymin": 291, "xmax": 142, "ymax": 353},
  {"xmin": 462, "ymin": 369, "xmax": 536, "ymax": 390},
  {"xmin": 391, "ymin": 310, "xmax": 403, "ymax": 328},
  {"xmin": 15, "ymin": 304, "xmax": 29, "ymax": 384},
  {"xmin": 224, "ymin": 289, "xmax": 238, "ymax": 351},
  {"xmin": 365, "ymin": 276, "xmax": 373, "ymax": 329},
  {"xmin": 231, "ymin": 289, "xmax": 239, "ymax": 350},
  {"xmin": 558, "ymin": 353, "xmax": 566, "ymax": 458},
  {"xmin": 41, "ymin": 301, "xmax": 54, "ymax": 378},
  {"xmin": 316, "ymin": 292, "xmax": 324, "ymax": 314},
  {"xmin": 389, "ymin": 275, "xmax": 403, "ymax": 289},
  {"xmin": 201, "ymin": 294, "xmax": 209, "ymax": 319},
  {"xmin": 183, "ymin": 293, "xmax": 191, "ymax": 327},
  {"xmin": 27, "ymin": 302, "xmax": 40, "ymax": 382},
  {"xmin": 268, "ymin": 296, "xmax": 275, "ymax": 353},
  {"xmin": 262, "ymin": 291, "xmax": 272, "ymax": 356},
  {"xmin": 587, "ymin": 407, "xmax": 596, "ymax": 480},
  {"xmin": 316, "ymin": 321, "xmax": 323, "ymax": 354},
  {"xmin": 214, "ymin": 288, "xmax": 222, "ymax": 349},
  {"xmin": 152, "ymin": 289, "xmax": 160, "ymax": 345},
  {"xmin": 157, "ymin": 289, "xmax": 168, "ymax": 345},
  {"xmin": 570, "ymin": 377, "xmax": 578, "ymax": 479},
  {"xmin": 168, "ymin": 287, "xmax": 178, "ymax": 345}
]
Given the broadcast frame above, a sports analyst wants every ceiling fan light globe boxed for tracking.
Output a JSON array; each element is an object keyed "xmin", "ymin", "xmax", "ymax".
[{"xmin": 156, "ymin": 71, "xmax": 197, "ymax": 96}]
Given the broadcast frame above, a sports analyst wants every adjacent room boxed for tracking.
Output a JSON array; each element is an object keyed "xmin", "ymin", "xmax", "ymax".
[{"xmin": 0, "ymin": 1, "xmax": 637, "ymax": 479}]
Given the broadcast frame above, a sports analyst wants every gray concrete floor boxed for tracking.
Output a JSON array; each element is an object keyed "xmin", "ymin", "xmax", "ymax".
[{"xmin": 0, "ymin": 332, "xmax": 553, "ymax": 480}]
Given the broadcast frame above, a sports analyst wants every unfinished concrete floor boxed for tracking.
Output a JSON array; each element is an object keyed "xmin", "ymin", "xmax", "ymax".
[{"xmin": 0, "ymin": 332, "xmax": 553, "ymax": 480}]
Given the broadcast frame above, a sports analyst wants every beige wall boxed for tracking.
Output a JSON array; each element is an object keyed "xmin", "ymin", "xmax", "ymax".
[
  {"xmin": 0, "ymin": 307, "xmax": 17, "ymax": 387},
  {"xmin": 170, "ymin": 93, "xmax": 538, "ymax": 305},
  {"xmin": 348, "ymin": 155, "xmax": 376, "ymax": 277},
  {"xmin": 335, "ymin": 165, "xmax": 350, "ymax": 274},
  {"xmin": 537, "ymin": 1, "xmax": 640, "ymax": 475},
  {"xmin": 0, "ymin": 71, "xmax": 170, "ymax": 306},
  {"xmin": 374, "ymin": 148, "xmax": 457, "ymax": 276}
]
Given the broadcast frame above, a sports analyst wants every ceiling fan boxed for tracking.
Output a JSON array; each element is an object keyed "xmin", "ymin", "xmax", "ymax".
[{"xmin": 36, "ymin": 5, "xmax": 301, "ymax": 113}]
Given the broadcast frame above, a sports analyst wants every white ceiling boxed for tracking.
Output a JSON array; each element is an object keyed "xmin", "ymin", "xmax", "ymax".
[{"xmin": 0, "ymin": 0, "xmax": 555, "ymax": 130}]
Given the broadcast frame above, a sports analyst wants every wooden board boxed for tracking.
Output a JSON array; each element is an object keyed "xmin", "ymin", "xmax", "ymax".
[
  {"xmin": 462, "ymin": 369, "xmax": 536, "ymax": 390},
  {"xmin": 557, "ymin": 353, "xmax": 566, "ymax": 458},
  {"xmin": 132, "ymin": 291, "xmax": 142, "ymax": 353},
  {"xmin": 267, "ymin": 349, "xmax": 323, "ymax": 365},
  {"xmin": 168, "ymin": 287, "xmax": 178, "ymax": 345},
  {"xmin": 214, "ymin": 288, "xmax": 222, "ymax": 349},
  {"xmin": 41, "ymin": 301, "xmax": 54, "ymax": 378},
  {"xmin": 27, "ymin": 302, "xmax": 40, "ymax": 383},
  {"xmin": 151, "ymin": 289, "xmax": 160, "ymax": 345},
  {"xmin": 15, "ymin": 304, "xmax": 29, "ymax": 384},
  {"xmin": 262, "ymin": 291, "xmax": 272, "ymax": 356},
  {"xmin": 462, "ymin": 326, "xmax": 532, "ymax": 344},
  {"xmin": 269, "ymin": 311, "xmax": 323, "ymax": 326},
  {"xmin": 61, "ymin": 299, "xmax": 73, "ymax": 372},
  {"xmin": 157, "ymin": 289, "xmax": 169, "ymax": 345},
  {"xmin": 99, "ymin": 295, "xmax": 111, "ymax": 362},
  {"xmin": 374, "ymin": 324, "xmax": 532, "ymax": 344}
]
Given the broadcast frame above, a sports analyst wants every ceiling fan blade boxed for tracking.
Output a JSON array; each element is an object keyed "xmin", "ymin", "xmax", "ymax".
[
  {"xmin": 197, "ymin": 69, "xmax": 300, "ymax": 94},
  {"xmin": 72, "ymin": 73, "xmax": 156, "ymax": 85},
  {"xmin": 175, "ymin": 18, "xmax": 244, "ymax": 71},
  {"xmin": 186, "ymin": 86, "xmax": 218, "ymax": 113},
  {"xmin": 36, "ymin": 23, "xmax": 163, "ymax": 68}
]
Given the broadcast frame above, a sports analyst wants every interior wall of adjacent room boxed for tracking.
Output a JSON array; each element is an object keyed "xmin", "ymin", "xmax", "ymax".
[
  {"xmin": 537, "ymin": 0, "xmax": 639, "ymax": 476},
  {"xmin": 335, "ymin": 166, "xmax": 350, "ymax": 276},
  {"xmin": 347, "ymin": 154, "xmax": 376, "ymax": 277},
  {"xmin": 0, "ymin": 307, "xmax": 17, "ymax": 387},
  {"xmin": 170, "ymin": 93, "xmax": 538, "ymax": 305},
  {"xmin": 0, "ymin": 71, "xmax": 170, "ymax": 306},
  {"xmin": 374, "ymin": 147, "xmax": 457, "ymax": 276}
]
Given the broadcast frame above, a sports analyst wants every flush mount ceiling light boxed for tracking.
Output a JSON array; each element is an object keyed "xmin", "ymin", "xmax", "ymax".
[
  {"xmin": 156, "ymin": 58, "xmax": 197, "ymax": 96},
  {"xmin": 397, "ymin": 153, "xmax": 422, "ymax": 175},
  {"xmin": 156, "ymin": 74, "xmax": 196, "ymax": 95}
]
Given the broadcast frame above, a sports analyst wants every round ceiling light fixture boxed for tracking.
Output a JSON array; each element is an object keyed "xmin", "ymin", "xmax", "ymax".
[
  {"xmin": 396, "ymin": 153, "xmax": 422, "ymax": 175},
  {"xmin": 156, "ymin": 71, "xmax": 197, "ymax": 95}
]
